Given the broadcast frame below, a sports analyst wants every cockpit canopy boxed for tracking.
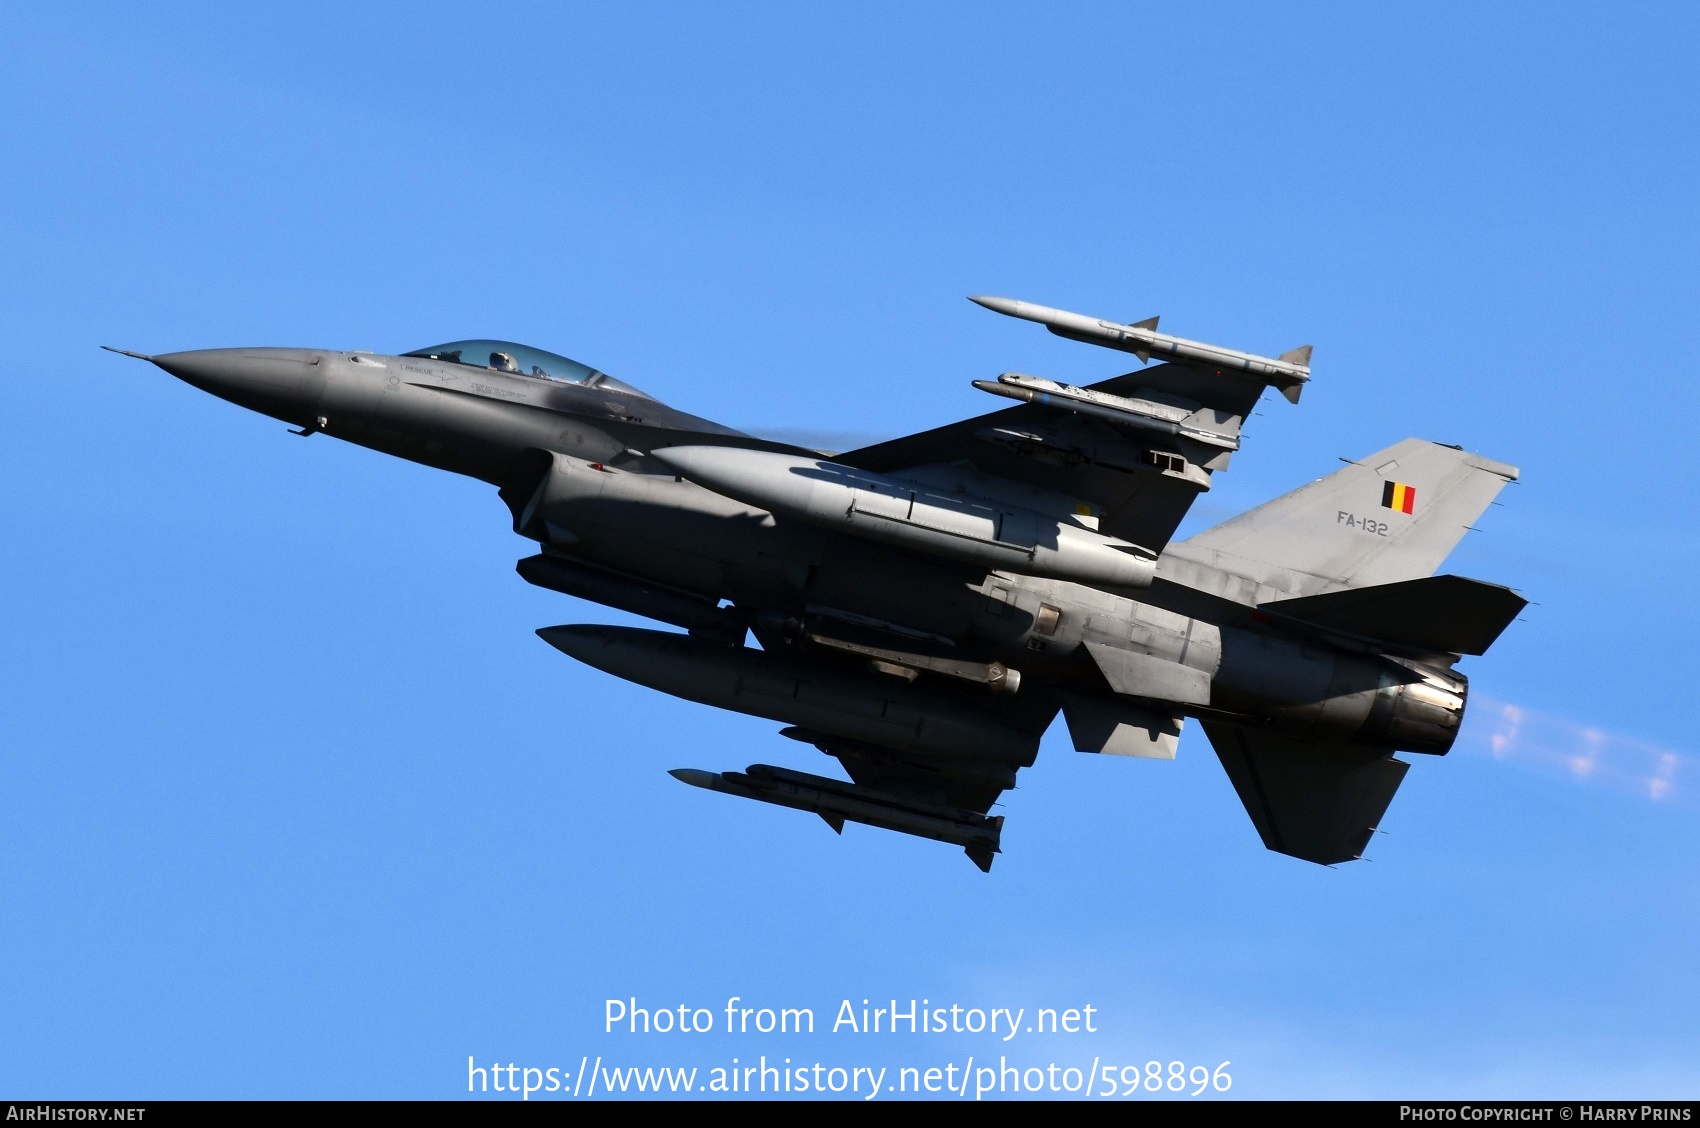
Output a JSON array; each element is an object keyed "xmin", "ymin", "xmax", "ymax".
[{"xmin": 402, "ymin": 339, "xmax": 648, "ymax": 397}]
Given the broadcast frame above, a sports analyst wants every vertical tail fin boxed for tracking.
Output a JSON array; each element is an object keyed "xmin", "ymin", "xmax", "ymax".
[{"xmin": 1176, "ymin": 439, "xmax": 1518, "ymax": 593}]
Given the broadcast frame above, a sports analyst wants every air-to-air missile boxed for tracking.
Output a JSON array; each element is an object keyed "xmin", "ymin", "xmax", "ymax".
[
  {"xmin": 971, "ymin": 372, "xmax": 1241, "ymax": 450},
  {"xmin": 111, "ymin": 299, "xmax": 1524, "ymax": 870},
  {"xmin": 669, "ymin": 765, "xmax": 1005, "ymax": 872},
  {"xmin": 968, "ymin": 295, "xmax": 1312, "ymax": 403}
]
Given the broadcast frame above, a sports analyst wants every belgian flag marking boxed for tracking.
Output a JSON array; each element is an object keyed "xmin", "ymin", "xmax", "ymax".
[{"xmin": 1381, "ymin": 480, "xmax": 1416, "ymax": 514}]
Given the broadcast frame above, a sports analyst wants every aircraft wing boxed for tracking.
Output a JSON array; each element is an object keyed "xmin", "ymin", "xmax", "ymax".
[
  {"xmin": 1200, "ymin": 720, "xmax": 1411, "ymax": 865},
  {"xmin": 837, "ymin": 361, "xmax": 1277, "ymax": 555}
]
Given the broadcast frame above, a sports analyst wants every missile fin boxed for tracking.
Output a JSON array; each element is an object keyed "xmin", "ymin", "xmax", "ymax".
[
  {"xmin": 819, "ymin": 812, "xmax": 845, "ymax": 834},
  {"xmin": 965, "ymin": 817, "xmax": 1003, "ymax": 872},
  {"xmin": 1279, "ymin": 344, "xmax": 1314, "ymax": 367},
  {"xmin": 1130, "ymin": 316, "xmax": 1160, "ymax": 331}
]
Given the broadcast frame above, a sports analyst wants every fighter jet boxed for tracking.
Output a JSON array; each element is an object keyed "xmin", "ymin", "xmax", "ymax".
[{"xmin": 107, "ymin": 297, "xmax": 1523, "ymax": 871}]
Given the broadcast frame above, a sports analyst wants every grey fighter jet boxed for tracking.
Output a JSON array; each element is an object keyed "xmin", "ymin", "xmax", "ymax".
[{"xmin": 107, "ymin": 298, "xmax": 1523, "ymax": 871}]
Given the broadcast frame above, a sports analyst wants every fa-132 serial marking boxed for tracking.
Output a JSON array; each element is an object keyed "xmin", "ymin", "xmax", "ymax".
[{"xmin": 109, "ymin": 296, "xmax": 1523, "ymax": 870}]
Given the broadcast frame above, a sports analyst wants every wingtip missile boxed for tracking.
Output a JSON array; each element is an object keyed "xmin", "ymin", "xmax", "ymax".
[{"xmin": 968, "ymin": 294, "xmax": 1311, "ymax": 400}]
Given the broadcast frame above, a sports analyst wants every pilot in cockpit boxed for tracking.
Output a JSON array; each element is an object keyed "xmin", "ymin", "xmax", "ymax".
[{"xmin": 489, "ymin": 351, "xmax": 520, "ymax": 373}]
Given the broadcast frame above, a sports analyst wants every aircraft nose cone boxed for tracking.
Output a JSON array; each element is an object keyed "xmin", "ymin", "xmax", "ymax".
[
  {"xmin": 149, "ymin": 348, "xmax": 232, "ymax": 391},
  {"xmin": 151, "ymin": 347, "xmax": 312, "ymax": 394},
  {"xmin": 150, "ymin": 347, "xmax": 328, "ymax": 424}
]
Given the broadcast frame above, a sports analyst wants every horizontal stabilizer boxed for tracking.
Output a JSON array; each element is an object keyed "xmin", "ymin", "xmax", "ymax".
[
  {"xmin": 1202, "ymin": 721, "xmax": 1410, "ymax": 865},
  {"xmin": 1261, "ymin": 574, "xmax": 1527, "ymax": 655}
]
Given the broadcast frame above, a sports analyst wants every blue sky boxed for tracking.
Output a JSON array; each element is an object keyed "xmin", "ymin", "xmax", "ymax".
[{"xmin": 2, "ymin": 2, "xmax": 1696, "ymax": 1100}]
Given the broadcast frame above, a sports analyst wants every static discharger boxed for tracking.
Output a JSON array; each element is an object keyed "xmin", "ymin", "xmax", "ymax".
[{"xmin": 969, "ymin": 295, "xmax": 1312, "ymax": 404}]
